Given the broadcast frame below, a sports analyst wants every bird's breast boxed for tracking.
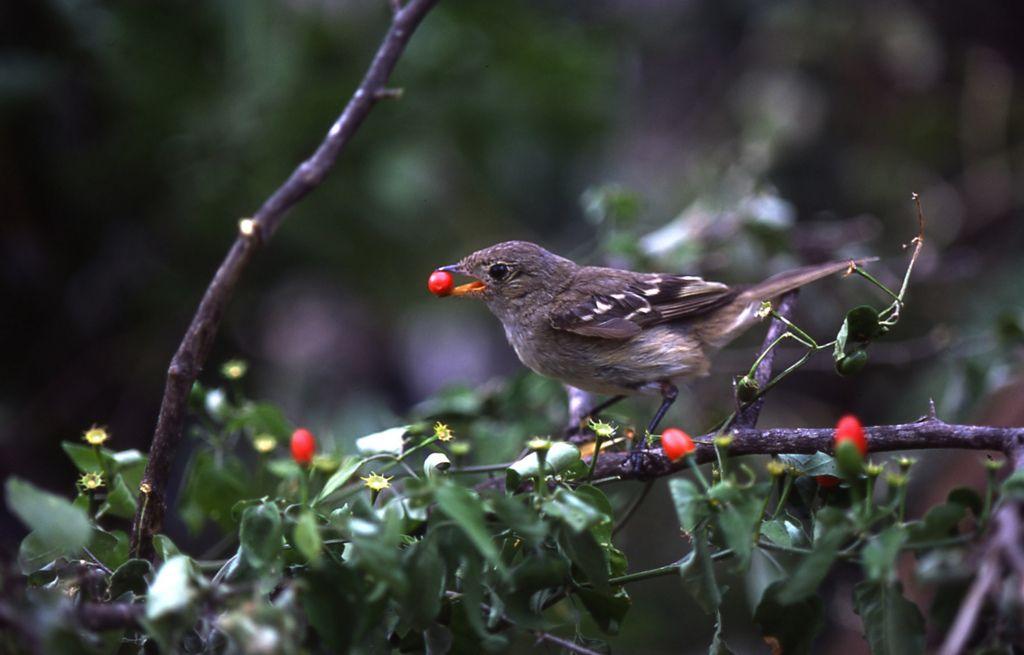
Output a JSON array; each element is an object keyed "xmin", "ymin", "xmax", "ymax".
[{"xmin": 500, "ymin": 321, "xmax": 711, "ymax": 396}]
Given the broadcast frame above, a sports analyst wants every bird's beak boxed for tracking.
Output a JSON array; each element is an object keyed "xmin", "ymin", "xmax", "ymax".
[{"xmin": 438, "ymin": 264, "xmax": 486, "ymax": 297}]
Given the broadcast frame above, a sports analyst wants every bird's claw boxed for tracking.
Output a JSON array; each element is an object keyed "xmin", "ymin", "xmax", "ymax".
[{"xmin": 624, "ymin": 449, "xmax": 660, "ymax": 479}]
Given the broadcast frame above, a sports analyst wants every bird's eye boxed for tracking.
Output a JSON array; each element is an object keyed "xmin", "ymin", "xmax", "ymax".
[{"xmin": 488, "ymin": 263, "xmax": 511, "ymax": 281}]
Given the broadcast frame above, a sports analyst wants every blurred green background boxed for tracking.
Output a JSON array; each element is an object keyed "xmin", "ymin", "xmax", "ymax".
[{"xmin": 2, "ymin": 0, "xmax": 1023, "ymax": 652}]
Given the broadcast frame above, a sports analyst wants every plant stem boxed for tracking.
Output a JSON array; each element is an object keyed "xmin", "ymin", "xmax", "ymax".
[{"xmin": 609, "ymin": 548, "xmax": 734, "ymax": 585}]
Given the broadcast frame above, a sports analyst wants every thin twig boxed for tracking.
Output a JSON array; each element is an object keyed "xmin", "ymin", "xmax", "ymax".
[
  {"xmin": 533, "ymin": 631, "xmax": 604, "ymax": 655},
  {"xmin": 130, "ymin": 0, "xmax": 440, "ymax": 559},
  {"xmin": 733, "ymin": 291, "xmax": 799, "ymax": 430},
  {"xmin": 938, "ymin": 554, "xmax": 999, "ymax": 655}
]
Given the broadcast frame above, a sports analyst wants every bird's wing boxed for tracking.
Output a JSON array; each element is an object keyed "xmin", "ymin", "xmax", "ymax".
[{"xmin": 550, "ymin": 272, "xmax": 736, "ymax": 340}]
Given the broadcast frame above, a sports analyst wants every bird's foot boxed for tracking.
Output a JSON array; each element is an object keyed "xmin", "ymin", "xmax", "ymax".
[{"xmin": 624, "ymin": 448, "xmax": 660, "ymax": 479}]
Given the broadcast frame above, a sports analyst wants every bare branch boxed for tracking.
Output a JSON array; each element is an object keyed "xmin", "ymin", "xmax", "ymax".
[
  {"xmin": 130, "ymin": 0, "xmax": 440, "ymax": 559},
  {"xmin": 587, "ymin": 416, "xmax": 1019, "ymax": 481}
]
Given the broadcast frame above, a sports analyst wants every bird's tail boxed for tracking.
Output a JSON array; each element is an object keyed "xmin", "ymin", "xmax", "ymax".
[
  {"xmin": 697, "ymin": 257, "xmax": 877, "ymax": 349},
  {"xmin": 738, "ymin": 257, "xmax": 877, "ymax": 303}
]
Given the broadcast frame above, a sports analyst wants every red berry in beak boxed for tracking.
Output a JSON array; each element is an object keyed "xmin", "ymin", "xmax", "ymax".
[
  {"xmin": 291, "ymin": 428, "xmax": 316, "ymax": 465},
  {"xmin": 428, "ymin": 270, "xmax": 455, "ymax": 297}
]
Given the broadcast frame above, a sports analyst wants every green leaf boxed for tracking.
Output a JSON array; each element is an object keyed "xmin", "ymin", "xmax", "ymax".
[
  {"xmin": 111, "ymin": 449, "xmax": 147, "ymax": 490},
  {"xmin": 314, "ymin": 455, "xmax": 364, "ymax": 505},
  {"xmin": 560, "ymin": 526, "xmax": 609, "ymax": 591},
  {"xmin": 492, "ymin": 496, "xmax": 548, "ymax": 547},
  {"xmin": 146, "ymin": 555, "xmax": 199, "ymax": 620},
  {"xmin": 18, "ymin": 531, "xmax": 63, "ymax": 574},
  {"xmin": 293, "ymin": 510, "xmax": 322, "ymax": 564},
  {"xmin": 574, "ymin": 485, "xmax": 615, "ymax": 542},
  {"xmin": 109, "ymin": 558, "xmax": 153, "ymax": 599},
  {"xmin": 714, "ymin": 490, "xmax": 764, "ymax": 569},
  {"xmin": 679, "ymin": 528, "xmax": 722, "ymax": 614},
  {"xmin": 862, "ymin": 525, "xmax": 907, "ymax": 583},
  {"xmin": 836, "ymin": 349, "xmax": 868, "ymax": 376},
  {"xmin": 178, "ymin": 451, "xmax": 249, "ymax": 533},
  {"xmin": 853, "ymin": 581, "xmax": 925, "ymax": 655},
  {"xmin": 543, "ymin": 488, "xmax": 606, "ymax": 534},
  {"xmin": 509, "ymin": 554, "xmax": 570, "ymax": 593},
  {"xmin": 669, "ymin": 478, "xmax": 707, "ymax": 533},
  {"xmin": 1000, "ymin": 470, "xmax": 1024, "ymax": 501},
  {"xmin": 947, "ymin": 487, "xmax": 983, "ymax": 516},
  {"xmin": 239, "ymin": 502, "xmax": 282, "ymax": 572},
  {"xmin": 100, "ymin": 474, "xmax": 137, "ymax": 519},
  {"xmin": 576, "ymin": 587, "xmax": 631, "ymax": 635},
  {"xmin": 434, "ymin": 484, "xmax": 502, "ymax": 570},
  {"xmin": 267, "ymin": 458, "xmax": 303, "ymax": 479},
  {"xmin": 89, "ymin": 528, "xmax": 130, "ymax": 570},
  {"xmin": 759, "ymin": 520, "xmax": 793, "ymax": 548},
  {"xmin": 62, "ymin": 442, "xmax": 108, "ymax": 473},
  {"xmin": 778, "ymin": 452, "xmax": 837, "ymax": 477},
  {"xmin": 5, "ymin": 478, "xmax": 91, "ymax": 559},
  {"xmin": 506, "ymin": 442, "xmax": 581, "ymax": 489},
  {"xmin": 746, "ymin": 547, "xmax": 785, "ymax": 612},
  {"xmin": 777, "ymin": 524, "xmax": 848, "ymax": 604},
  {"xmin": 846, "ymin": 305, "xmax": 882, "ymax": 342},
  {"xmin": 754, "ymin": 580, "xmax": 824, "ymax": 655},
  {"xmin": 153, "ymin": 534, "xmax": 181, "ymax": 561},
  {"xmin": 906, "ymin": 502, "xmax": 966, "ymax": 545},
  {"xmin": 402, "ymin": 540, "xmax": 445, "ymax": 630},
  {"xmin": 226, "ymin": 402, "xmax": 290, "ymax": 438}
]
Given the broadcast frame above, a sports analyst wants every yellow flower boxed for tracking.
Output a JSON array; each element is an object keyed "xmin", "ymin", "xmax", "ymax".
[
  {"xmin": 433, "ymin": 422, "xmax": 454, "ymax": 442},
  {"xmin": 756, "ymin": 301, "xmax": 773, "ymax": 320},
  {"xmin": 83, "ymin": 425, "xmax": 109, "ymax": 446},
  {"xmin": 78, "ymin": 471, "xmax": 104, "ymax": 491},
  {"xmin": 713, "ymin": 434, "xmax": 734, "ymax": 449},
  {"xmin": 360, "ymin": 472, "xmax": 392, "ymax": 492},
  {"xmin": 587, "ymin": 419, "xmax": 616, "ymax": 440},
  {"xmin": 139, "ymin": 482, "xmax": 152, "ymax": 494},
  {"xmin": 526, "ymin": 437, "xmax": 552, "ymax": 452},
  {"xmin": 766, "ymin": 460, "xmax": 787, "ymax": 477},
  {"xmin": 253, "ymin": 434, "xmax": 277, "ymax": 453},
  {"xmin": 221, "ymin": 359, "xmax": 248, "ymax": 380}
]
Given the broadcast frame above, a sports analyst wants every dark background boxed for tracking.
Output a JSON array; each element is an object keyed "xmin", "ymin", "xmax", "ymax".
[{"xmin": 2, "ymin": 1, "xmax": 1023, "ymax": 652}]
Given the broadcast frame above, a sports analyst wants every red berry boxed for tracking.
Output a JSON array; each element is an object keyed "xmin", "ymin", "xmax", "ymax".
[
  {"xmin": 834, "ymin": 414, "xmax": 867, "ymax": 456},
  {"xmin": 291, "ymin": 428, "xmax": 316, "ymax": 465},
  {"xmin": 661, "ymin": 427, "xmax": 695, "ymax": 461},
  {"xmin": 428, "ymin": 270, "xmax": 454, "ymax": 297},
  {"xmin": 814, "ymin": 475, "xmax": 841, "ymax": 488}
]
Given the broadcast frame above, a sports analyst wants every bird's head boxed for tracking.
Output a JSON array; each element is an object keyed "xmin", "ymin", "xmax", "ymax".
[{"xmin": 438, "ymin": 240, "xmax": 576, "ymax": 317}]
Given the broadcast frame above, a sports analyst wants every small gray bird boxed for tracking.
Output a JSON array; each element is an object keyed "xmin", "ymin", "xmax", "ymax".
[{"xmin": 437, "ymin": 240, "xmax": 862, "ymax": 440}]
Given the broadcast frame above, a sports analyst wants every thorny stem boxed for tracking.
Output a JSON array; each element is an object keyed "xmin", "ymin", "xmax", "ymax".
[{"xmin": 129, "ymin": 0, "xmax": 440, "ymax": 559}]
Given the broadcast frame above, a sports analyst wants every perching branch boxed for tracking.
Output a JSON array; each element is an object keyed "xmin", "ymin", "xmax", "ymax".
[
  {"xmin": 130, "ymin": 0, "xmax": 440, "ymax": 559},
  {"xmin": 587, "ymin": 413, "xmax": 1021, "ymax": 481}
]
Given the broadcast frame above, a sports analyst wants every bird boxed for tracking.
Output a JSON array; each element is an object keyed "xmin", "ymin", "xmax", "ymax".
[{"xmin": 436, "ymin": 240, "xmax": 865, "ymax": 452}]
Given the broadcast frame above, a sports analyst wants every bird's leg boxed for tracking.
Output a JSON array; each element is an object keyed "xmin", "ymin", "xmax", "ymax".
[
  {"xmin": 644, "ymin": 382, "xmax": 678, "ymax": 442},
  {"xmin": 627, "ymin": 381, "xmax": 677, "ymax": 475}
]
